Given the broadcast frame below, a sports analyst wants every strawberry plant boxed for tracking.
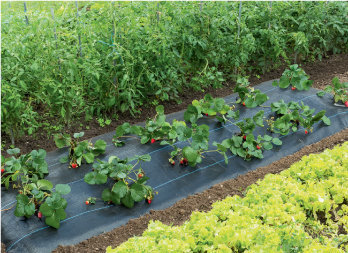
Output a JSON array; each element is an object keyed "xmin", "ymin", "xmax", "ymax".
[
  {"xmin": 214, "ymin": 111, "xmax": 282, "ymax": 160},
  {"xmin": 267, "ymin": 100, "xmax": 331, "ymax": 135},
  {"xmin": 1, "ymin": 148, "xmax": 71, "ymax": 229},
  {"xmin": 272, "ymin": 64, "xmax": 313, "ymax": 91},
  {"xmin": 113, "ymin": 105, "xmax": 183, "ymax": 146},
  {"xmin": 54, "ymin": 132, "xmax": 106, "ymax": 168},
  {"xmin": 216, "ymin": 134, "xmax": 282, "ymax": 161},
  {"xmin": 317, "ymin": 77, "xmax": 348, "ymax": 106},
  {"xmin": 1, "ymin": 148, "xmax": 48, "ymax": 189},
  {"xmin": 84, "ymin": 154, "xmax": 154, "ymax": 208},
  {"xmin": 184, "ymin": 94, "xmax": 238, "ymax": 124},
  {"xmin": 234, "ymin": 77, "xmax": 269, "ymax": 108}
]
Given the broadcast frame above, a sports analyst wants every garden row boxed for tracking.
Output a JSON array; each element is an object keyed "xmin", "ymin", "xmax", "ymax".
[
  {"xmin": 2, "ymin": 1, "xmax": 348, "ymax": 143},
  {"xmin": 107, "ymin": 141, "xmax": 348, "ymax": 252},
  {"xmin": 1, "ymin": 66, "xmax": 346, "ymax": 229}
]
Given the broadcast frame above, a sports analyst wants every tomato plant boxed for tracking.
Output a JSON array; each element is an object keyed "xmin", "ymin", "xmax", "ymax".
[
  {"xmin": 54, "ymin": 132, "xmax": 106, "ymax": 167},
  {"xmin": 84, "ymin": 154, "xmax": 154, "ymax": 208}
]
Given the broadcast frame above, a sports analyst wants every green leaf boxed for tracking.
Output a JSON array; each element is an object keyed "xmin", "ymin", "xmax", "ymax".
[
  {"xmin": 7, "ymin": 148, "xmax": 20, "ymax": 155},
  {"xmin": 184, "ymin": 105, "xmax": 199, "ymax": 124},
  {"xmin": 54, "ymin": 134, "xmax": 70, "ymax": 148},
  {"xmin": 156, "ymin": 105, "xmax": 164, "ymax": 114},
  {"xmin": 39, "ymin": 202, "xmax": 54, "ymax": 216},
  {"xmin": 73, "ymin": 132, "xmax": 85, "ymax": 138},
  {"xmin": 137, "ymin": 154, "xmax": 151, "ymax": 162},
  {"xmin": 317, "ymin": 91, "xmax": 325, "ymax": 97},
  {"xmin": 130, "ymin": 184, "xmax": 146, "ymax": 202},
  {"xmin": 278, "ymin": 76, "xmax": 290, "ymax": 88},
  {"xmin": 140, "ymin": 135, "xmax": 150, "ymax": 144},
  {"xmin": 83, "ymin": 152, "xmax": 95, "ymax": 164},
  {"xmin": 94, "ymin": 140, "xmax": 106, "ymax": 153},
  {"xmin": 45, "ymin": 213, "xmax": 61, "ymax": 229},
  {"xmin": 112, "ymin": 181, "xmax": 128, "ymax": 198},
  {"xmin": 84, "ymin": 172, "xmax": 108, "ymax": 185},
  {"xmin": 37, "ymin": 179, "xmax": 53, "ymax": 190},
  {"xmin": 255, "ymin": 93, "xmax": 269, "ymax": 106},
  {"xmin": 102, "ymin": 188, "xmax": 112, "ymax": 201},
  {"xmin": 253, "ymin": 110, "xmax": 264, "ymax": 127},
  {"xmin": 182, "ymin": 146, "xmax": 199, "ymax": 164},
  {"xmin": 322, "ymin": 115, "xmax": 331, "ymax": 126},
  {"xmin": 272, "ymin": 138, "xmax": 282, "ymax": 146},
  {"xmin": 55, "ymin": 184, "xmax": 71, "ymax": 195},
  {"xmin": 121, "ymin": 191, "xmax": 134, "ymax": 208},
  {"xmin": 262, "ymin": 142, "xmax": 273, "ymax": 150}
]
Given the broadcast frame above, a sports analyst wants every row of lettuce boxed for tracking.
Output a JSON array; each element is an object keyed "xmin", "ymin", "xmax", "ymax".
[
  {"xmin": 1, "ymin": 66, "xmax": 345, "ymax": 229},
  {"xmin": 2, "ymin": 1, "xmax": 348, "ymax": 144},
  {"xmin": 107, "ymin": 142, "xmax": 348, "ymax": 252}
]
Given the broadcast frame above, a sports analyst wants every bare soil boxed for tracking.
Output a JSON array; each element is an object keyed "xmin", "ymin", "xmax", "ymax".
[
  {"xmin": 2, "ymin": 53, "xmax": 347, "ymax": 155},
  {"xmin": 52, "ymin": 128, "xmax": 348, "ymax": 253}
]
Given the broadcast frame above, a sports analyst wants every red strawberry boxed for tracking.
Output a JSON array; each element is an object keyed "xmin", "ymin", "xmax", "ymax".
[
  {"xmin": 205, "ymin": 113, "xmax": 209, "ymax": 116},
  {"xmin": 1, "ymin": 168, "xmax": 4, "ymax": 173},
  {"xmin": 180, "ymin": 160, "xmax": 184, "ymax": 165},
  {"xmin": 71, "ymin": 163, "xmax": 77, "ymax": 169},
  {"xmin": 305, "ymin": 130, "xmax": 308, "ymax": 134},
  {"xmin": 171, "ymin": 161, "xmax": 175, "ymax": 166},
  {"xmin": 291, "ymin": 86, "xmax": 296, "ymax": 91},
  {"xmin": 138, "ymin": 173, "xmax": 143, "ymax": 179},
  {"xmin": 38, "ymin": 212, "xmax": 42, "ymax": 219},
  {"xmin": 183, "ymin": 158, "xmax": 188, "ymax": 165},
  {"xmin": 243, "ymin": 135, "xmax": 246, "ymax": 140},
  {"xmin": 147, "ymin": 198, "xmax": 152, "ymax": 204},
  {"xmin": 151, "ymin": 138, "xmax": 156, "ymax": 144},
  {"xmin": 256, "ymin": 145, "xmax": 261, "ymax": 150},
  {"xmin": 242, "ymin": 102, "xmax": 246, "ymax": 106},
  {"xmin": 85, "ymin": 201, "xmax": 89, "ymax": 205},
  {"xmin": 345, "ymin": 101, "xmax": 348, "ymax": 107}
]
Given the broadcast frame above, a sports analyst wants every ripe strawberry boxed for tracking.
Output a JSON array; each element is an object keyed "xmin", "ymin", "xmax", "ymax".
[
  {"xmin": 183, "ymin": 158, "xmax": 188, "ymax": 163},
  {"xmin": 243, "ymin": 135, "xmax": 246, "ymax": 140},
  {"xmin": 85, "ymin": 201, "xmax": 89, "ymax": 205},
  {"xmin": 38, "ymin": 212, "xmax": 42, "ymax": 219},
  {"xmin": 138, "ymin": 173, "xmax": 143, "ymax": 179},
  {"xmin": 305, "ymin": 130, "xmax": 308, "ymax": 134},
  {"xmin": 345, "ymin": 101, "xmax": 348, "ymax": 107},
  {"xmin": 151, "ymin": 138, "xmax": 156, "ymax": 144},
  {"xmin": 1, "ymin": 168, "xmax": 4, "ymax": 173},
  {"xmin": 180, "ymin": 159, "xmax": 184, "ymax": 165},
  {"xmin": 171, "ymin": 161, "xmax": 175, "ymax": 165},
  {"xmin": 256, "ymin": 145, "xmax": 261, "ymax": 150},
  {"xmin": 71, "ymin": 163, "xmax": 77, "ymax": 169},
  {"xmin": 147, "ymin": 198, "xmax": 152, "ymax": 204},
  {"xmin": 205, "ymin": 113, "xmax": 208, "ymax": 116},
  {"xmin": 242, "ymin": 102, "xmax": 246, "ymax": 106},
  {"xmin": 291, "ymin": 86, "xmax": 296, "ymax": 91}
]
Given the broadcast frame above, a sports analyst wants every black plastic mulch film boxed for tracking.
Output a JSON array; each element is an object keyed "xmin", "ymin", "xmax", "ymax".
[{"xmin": 2, "ymin": 80, "xmax": 348, "ymax": 253}]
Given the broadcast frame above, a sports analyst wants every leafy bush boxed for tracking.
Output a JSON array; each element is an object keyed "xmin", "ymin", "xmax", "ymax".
[
  {"xmin": 107, "ymin": 142, "xmax": 348, "ymax": 252},
  {"xmin": 2, "ymin": 2, "xmax": 347, "ymax": 142}
]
